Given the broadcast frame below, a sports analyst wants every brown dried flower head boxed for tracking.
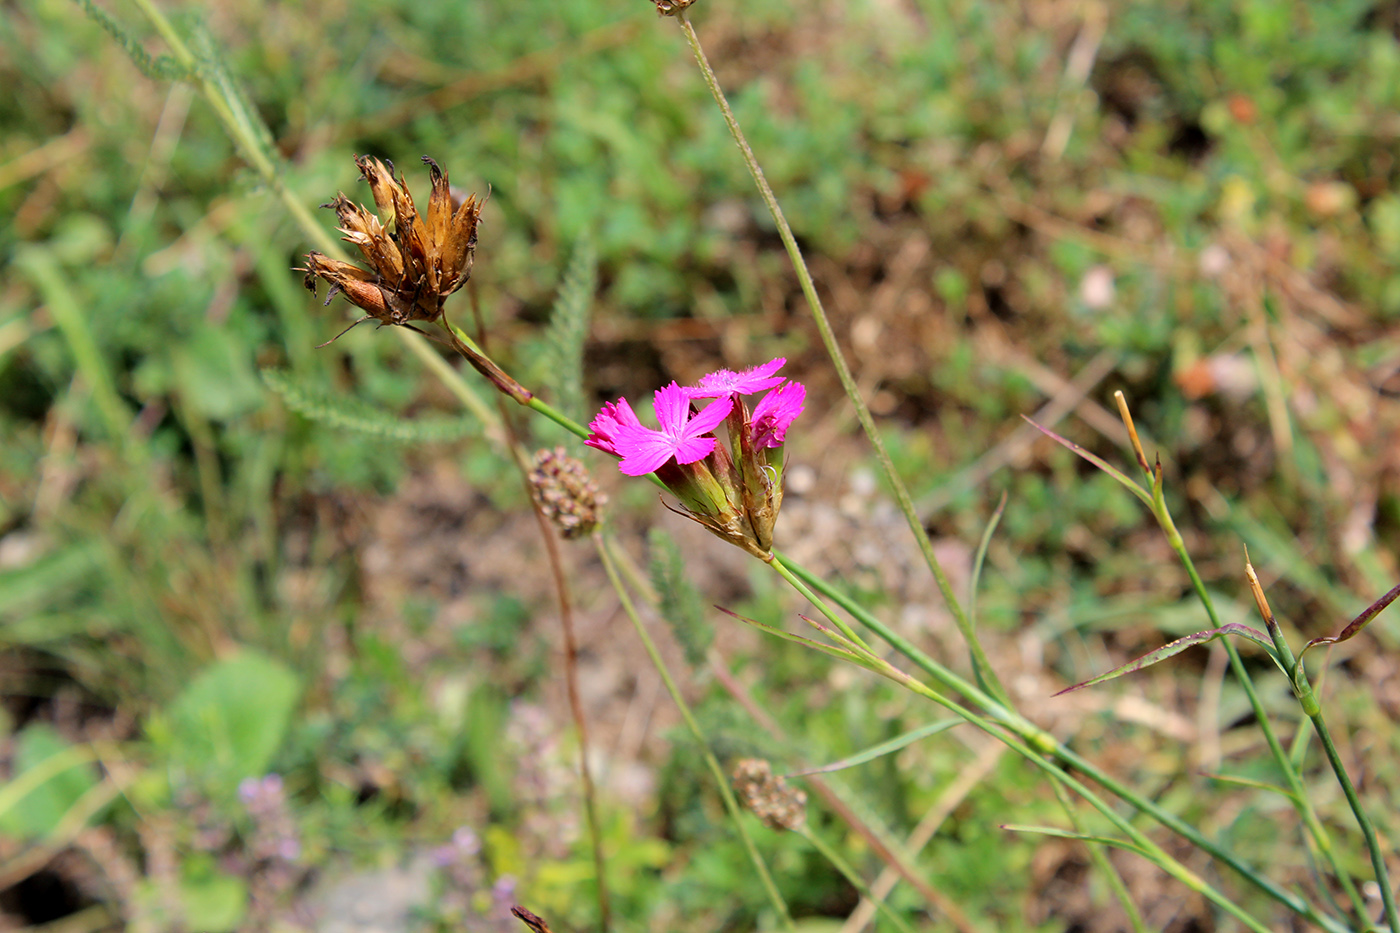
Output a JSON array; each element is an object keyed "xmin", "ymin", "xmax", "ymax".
[
  {"xmin": 300, "ymin": 155, "xmax": 484, "ymax": 342},
  {"xmin": 651, "ymin": 0, "xmax": 697, "ymax": 15},
  {"xmin": 731, "ymin": 758, "xmax": 806, "ymax": 831},
  {"xmin": 529, "ymin": 448, "xmax": 605, "ymax": 539}
]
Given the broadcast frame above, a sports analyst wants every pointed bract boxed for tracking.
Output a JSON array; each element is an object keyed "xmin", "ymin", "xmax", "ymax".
[{"xmin": 300, "ymin": 154, "xmax": 484, "ymax": 341}]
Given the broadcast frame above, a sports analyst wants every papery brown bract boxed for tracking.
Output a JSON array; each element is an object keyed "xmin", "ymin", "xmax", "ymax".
[{"xmin": 299, "ymin": 155, "xmax": 484, "ymax": 340}]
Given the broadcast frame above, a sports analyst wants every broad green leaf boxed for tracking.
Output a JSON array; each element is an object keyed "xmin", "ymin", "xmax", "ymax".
[
  {"xmin": 155, "ymin": 651, "xmax": 299, "ymax": 792},
  {"xmin": 0, "ymin": 726, "xmax": 99, "ymax": 839}
]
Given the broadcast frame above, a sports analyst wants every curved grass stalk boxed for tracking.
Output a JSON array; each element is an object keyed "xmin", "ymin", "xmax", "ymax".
[
  {"xmin": 787, "ymin": 612, "xmax": 1278, "ymax": 933},
  {"xmin": 671, "ymin": 10, "xmax": 1006, "ymax": 706},
  {"xmin": 797, "ymin": 827, "xmax": 921, "ymax": 933},
  {"xmin": 1246, "ymin": 564, "xmax": 1397, "ymax": 933},
  {"xmin": 1116, "ymin": 396, "xmax": 1377, "ymax": 931},
  {"xmin": 594, "ymin": 532, "xmax": 795, "ymax": 931},
  {"xmin": 775, "ymin": 552, "xmax": 1355, "ymax": 933},
  {"xmin": 1159, "ymin": 506, "xmax": 1373, "ymax": 929},
  {"xmin": 1047, "ymin": 774, "xmax": 1148, "ymax": 933}
]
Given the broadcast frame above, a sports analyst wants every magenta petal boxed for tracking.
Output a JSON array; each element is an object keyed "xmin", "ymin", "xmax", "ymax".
[
  {"xmin": 671, "ymin": 435, "xmax": 718, "ymax": 466},
  {"xmin": 686, "ymin": 357, "xmax": 787, "ymax": 398},
  {"xmin": 651, "ymin": 382, "xmax": 693, "ymax": 434},
  {"xmin": 586, "ymin": 398, "xmax": 643, "ymax": 456},
  {"xmin": 686, "ymin": 394, "xmax": 734, "ymax": 437},
  {"xmin": 750, "ymin": 381, "xmax": 806, "ymax": 448},
  {"xmin": 614, "ymin": 426, "xmax": 680, "ymax": 475}
]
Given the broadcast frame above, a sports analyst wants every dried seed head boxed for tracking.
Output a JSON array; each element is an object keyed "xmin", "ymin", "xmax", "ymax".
[
  {"xmin": 298, "ymin": 155, "xmax": 484, "ymax": 341},
  {"xmin": 731, "ymin": 758, "xmax": 806, "ymax": 831},
  {"xmin": 529, "ymin": 448, "xmax": 605, "ymax": 539},
  {"xmin": 651, "ymin": 0, "xmax": 697, "ymax": 15}
]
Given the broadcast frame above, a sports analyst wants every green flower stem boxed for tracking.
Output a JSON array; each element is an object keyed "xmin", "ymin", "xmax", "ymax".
[
  {"xmin": 765, "ymin": 554, "xmax": 872, "ymax": 654},
  {"xmin": 776, "ymin": 552, "xmax": 1354, "ymax": 933},
  {"xmin": 858, "ymin": 649, "xmax": 1275, "ymax": 933},
  {"xmin": 1156, "ymin": 507, "xmax": 1372, "ymax": 928},
  {"xmin": 1048, "ymin": 776, "xmax": 1148, "ymax": 933},
  {"xmin": 594, "ymin": 533, "xmax": 795, "ymax": 931},
  {"xmin": 1250, "ymin": 580, "xmax": 1397, "ymax": 933},
  {"xmin": 526, "ymin": 396, "xmax": 589, "ymax": 440},
  {"xmin": 673, "ymin": 10, "xmax": 1007, "ymax": 706},
  {"xmin": 796, "ymin": 826, "xmax": 919, "ymax": 933}
]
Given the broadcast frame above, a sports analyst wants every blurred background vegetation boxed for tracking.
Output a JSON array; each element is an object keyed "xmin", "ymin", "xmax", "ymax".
[{"xmin": 2, "ymin": 0, "xmax": 1399, "ymax": 929}]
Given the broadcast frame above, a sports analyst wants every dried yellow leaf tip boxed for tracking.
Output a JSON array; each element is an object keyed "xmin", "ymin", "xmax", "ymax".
[
  {"xmin": 1244, "ymin": 557, "xmax": 1274, "ymax": 627},
  {"xmin": 1113, "ymin": 390, "xmax": 1150, "ymax": 474}
]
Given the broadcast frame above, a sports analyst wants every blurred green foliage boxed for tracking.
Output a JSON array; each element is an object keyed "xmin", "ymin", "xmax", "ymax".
[{"xmin": 1, "ymin": 0, "xmax": 1398, "ymax": 929}]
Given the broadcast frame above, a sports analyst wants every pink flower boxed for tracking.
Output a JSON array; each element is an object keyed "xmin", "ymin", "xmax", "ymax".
[
  {"xmin": 584, "ymin": 398, "xmax": 643, "ymax": 457},
  {"xmin": 749, "ymin": 381, "xmax": 805, "ymax": 449},
  {"xmin": 612, "ymin": 382, "xmax": 734, "ymax": 476},
  {"xmin": 685, "ymin": 357, "xmax": 787, "ymax": 399}
]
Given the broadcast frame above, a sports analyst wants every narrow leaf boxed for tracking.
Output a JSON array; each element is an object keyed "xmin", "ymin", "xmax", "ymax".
[
  {"xmin": 787, "ymin": 719, "xmax": 963, "ymax": 777},
  {"xmin": 715, "ymin": 607, "xmax": 879, "ymax": 672},
  {"xmin": 969, "ymin": 491, "xmax": 1007, "ymax": 630},
  {"xmin": 1201, "ymin": 771, "xmax": 1295, "ymax": 800},
  {"xmin": 1022, "ymin": 416, "xmax": 1152, "ymax": 507},
  {"xmin": 1054, "ymin": 623, "xmax": 1279, "ymax": 696},
  {"xmin": 1000, "ymin": 824, "xmax": 1151, "ymax": 858},
  {"xmin": 1297, "ymin": 581, "xmax": 1400, "ymax": 670}
]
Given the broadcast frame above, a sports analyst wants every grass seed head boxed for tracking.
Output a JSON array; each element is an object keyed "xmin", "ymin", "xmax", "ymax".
[
  {"xmin": 731, "ymin": 758, "xmax": 806, "ymax": 831},
  {"xmin": 530, "ymin": 447, "xmax": 605, "ymax": 539}
]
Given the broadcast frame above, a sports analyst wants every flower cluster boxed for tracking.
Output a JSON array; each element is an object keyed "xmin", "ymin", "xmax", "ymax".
[
  {"xmin": 429, "ymin": 826, "xmax": 519, "ymax": 932},
  {"xmin": 586, "ymin": 358, "xmax": 805, "ymax": 558}
]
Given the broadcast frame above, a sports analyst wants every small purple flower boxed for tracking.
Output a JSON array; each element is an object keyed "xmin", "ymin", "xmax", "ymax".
[
  {"xmin": 584, "ymin": 398, "xmax": 643, "ymax": 457},
  {"xmin": 750, "ymin": 381, "xmax": 806, "ymax": 448},
  {"xmin": 612, "ymin": 382, "xmax": 733, "ymax": 476},
  {"xmin": 685, "ymin": 357, "xmax": 787, "ymax": 398},
  {"xmin": 238, "ymin": 777, "xmax": 262, "ymax": 804},
  {"xmin": 490, "ymin": 874, "xmax": 518, "ymax": 915}
]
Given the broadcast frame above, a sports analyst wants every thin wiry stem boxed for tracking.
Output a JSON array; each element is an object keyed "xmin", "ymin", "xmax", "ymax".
[
  {"xmin": 594, "ymin": 533, "xmax": 795, "ymax": 931},
  {"xmin": 1154, "ymin": 506, "xmax": 1371, "ymax": 930},
  {"xmin": 1248, "ymin": 565, "xmax": 1396, "ymax": 933},
  {"xmin": 477, "ymin": 303, "xmax": 612, "ymax": 932},
  {"xmin": 672, "ymin": 10, "xmax": 1007, "ymax": 705},
  {"xmin": 843, "ymin": 641, "xmax": 1276, "ymax": 933},
  {"xmin": 1048, "ymin": 776, "xmax": 1148, "ymax": 933},
  {"xmin": 797, "ymin": 826, "xmax": 920, "ymax": 933},
  {"xmin": 777, "ymin": 553, "xmax": 1354, "ymax": 933}
]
